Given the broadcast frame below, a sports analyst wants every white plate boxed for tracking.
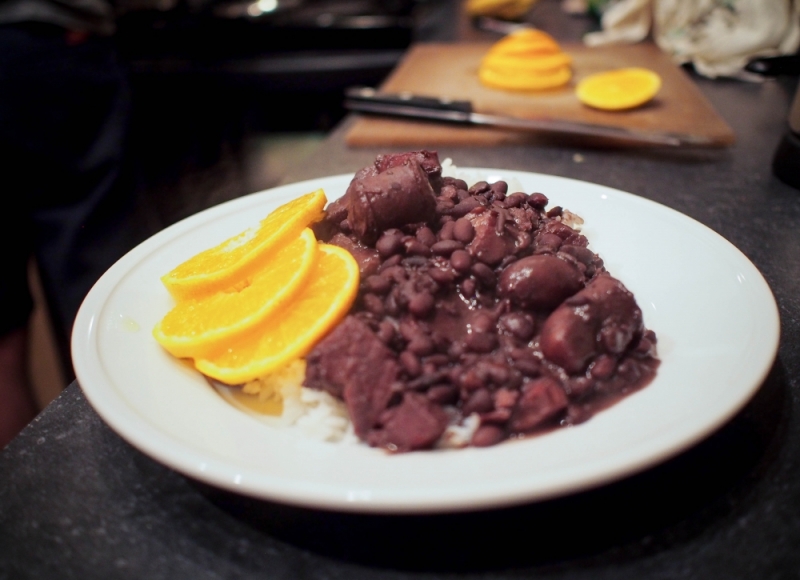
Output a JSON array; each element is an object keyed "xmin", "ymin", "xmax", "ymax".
[{"xmin": 72, "ymin": 169, "xmax": 780, "ymax": 514}]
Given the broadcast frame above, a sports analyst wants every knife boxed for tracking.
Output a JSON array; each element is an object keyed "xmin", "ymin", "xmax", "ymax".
[{"xmin": 344, "ymin": 86, "xmax": 716, "ymax": 147}]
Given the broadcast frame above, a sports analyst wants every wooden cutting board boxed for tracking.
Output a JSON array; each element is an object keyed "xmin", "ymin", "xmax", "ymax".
[{"xmin": 345, "ymin": 42, "xmax": 735, "ymax": 148}]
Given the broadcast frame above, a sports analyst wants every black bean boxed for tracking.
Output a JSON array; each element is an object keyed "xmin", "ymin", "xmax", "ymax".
[
  {"xmin": 416, "ymin": 226, "xmax": 436, "ymax": 247},
  {"xmin": 498, "ymin": 312, "xmax": 535, "ymax": 341},
  {"xmin": 407, "ymin": 335, "xmax": 435, "ymax": 356},
  {"xmin": 460, "ymin": 277, "xmax": 477, "ymax": 298},
  {"xmin": 465, "ymin": 331, "xmax": 496, "ymax": 353},
  {"xmin": 426, "ymin": 354, "xmax": 450, "ymax": 367},
  {"xmin": 438, "ymin": 220, "xmax": 455, "ymax": 241},
  {"xmin": 528, "ymin": 192, "xmax": 548, "ymax": 209},
  {"xmin": 470, "ymin": 262, "xmax": 496, "ymax": 287},
  {"xmin": 469, "ymin": 180, "xmax": 491, "ymax": 195},
  {"xmin": 471, "ymin": 424, "xmax": 506, "ymax": 447},
  {"xmin": 504, "ymin": 192, "xmax": 527, "ymax": 208},
  {"xmin": 436, "ymin": 199, "xmax": 455, "ymax": 213},
  {"xmin": 427, "ymin": 384, "xmax": 459, "ymax": 405},
  {"xmin": 378, "ymin": 254, "xmax": 403, "ymax": 271},
  {"xmin": 383, "ymin": 293, "xmax": 400, "ymax": 316},
  {"xmin": 590, "ymin": 355, "xmax": 617, "ymax": 379},
  {"xmin": 452, "ymin": 218, "xmax": 475, "ymax": 243},
  {"xmin": 429, "ymin": 267, "xmax": 456, "ymax": 284},
  {"xmin": 513, "ymin": 356, "xmax": 541, "ymax": 377},
  {"xmin": 450, "ymin": 178, "xmax": 468, "ymax": 190},
  {"xmin": 451, "ymin": 197, "xmax": 483, "ymax": 217},
  {"xmin": 408, "ymin": 292, "xmax": 435, "ymax": 318},
  {"xmin": 362, "ymin": 293, "xmax": 385, "ymax": 316},
  {"xmin": 469, "ymin": 312, "xmax": 495, "ymax": 333},
  {"xmin": 490, "ymin": 180, "xmax": 508, "ymax": 195},
  {"xmin": 439, "ymin": 184, "xmax": 459, "ymax": 201},
  {"xmin": 400, "ymin": 350, "xmax": 422, "ymax": 377},
  {"xmin": 376, "ymin": 233, "xmax": 404, "ymax": 257},
  {"xmin": 376, "ymin": 320, "xmax": 396, "ymax": 344},
  {"xmin": 403, "ymin": 256, "xmax": 429, "ymax": 267},
  {"xmin": 450, "ymin": 249, "xmax": 472, "ymax": 273},
  {"xmin": 462, "ymin": 388, "xmax": 494, "ymax": 415},
  {"xmin": 458, "ymin": 368, "xmax": 483, "ymax": 391},
  {"xmin": 364, "ymin": 275, "xmax": 391, "ymax": 294},
  {"xmin": 431, "ymin": 239, "xmax": 464, "ymax": 256}
]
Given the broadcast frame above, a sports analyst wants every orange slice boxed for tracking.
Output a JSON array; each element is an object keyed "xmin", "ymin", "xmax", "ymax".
[
  {"xmin": 195, "ymin": 244, "xmax": 360, "ymax": 385},
  {"xmin": 481, "ymin": 52, "xmax": 572, "ymax": 73},
  {"xmin": 479, "ymin": 64, "xmax": 572, "ymax": 91},
  {"xmin": 161, "ymin": 189, "xmax": 327, "ymax": 301},
  {"xmin": 576, "ymin": 68, "xmax": 662, "ymax": 111},
  {"xmin": 153, "ymin": 228, "xmax": 318, "ymax": 358}
]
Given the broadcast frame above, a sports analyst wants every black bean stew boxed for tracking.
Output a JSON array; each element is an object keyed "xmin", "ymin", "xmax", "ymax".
[{"xmin": 305, "ymin": 151, "xmax": 659, "ymax": 452}]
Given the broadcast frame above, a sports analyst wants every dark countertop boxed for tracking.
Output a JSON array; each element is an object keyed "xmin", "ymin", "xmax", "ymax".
[{"xmin": 3, "ymin": 4, "xmax": 800, "ymax": 579}]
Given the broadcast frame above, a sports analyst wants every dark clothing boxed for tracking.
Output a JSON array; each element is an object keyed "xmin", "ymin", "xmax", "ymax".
[{"xmin": 0, "ymin": 21, "xmax": 136, "ymax": 365}]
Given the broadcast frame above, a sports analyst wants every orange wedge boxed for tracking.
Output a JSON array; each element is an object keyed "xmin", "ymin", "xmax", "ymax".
[
  {"xmin": 153, "ymin": 228, "xmax": 318, "ymax": 358},
  {"xmin": 195, "ymin": 244, "xmax": 360, "ymax": 385},
  {"xmin": 161, "ymin": 189, "xmax": 327, "ymax": 301},
  {"xmin": 576, "ymin": 68, "xmax": 662, "ymax": 111}
]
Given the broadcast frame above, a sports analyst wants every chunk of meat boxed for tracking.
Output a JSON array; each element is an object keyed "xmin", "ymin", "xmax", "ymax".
[
  {"xmin": 304, "ymin": 316, "xmax": 396, "ymax": 437},
  {"xmin": 374, "ymin": 150, "xmax": 443, "ymax": 190},
  {"xmin": 327, "ymin": 233, "xmax": 381, "ymax": 277},
  {"xmin": 539, "ymin": 275, "xmax": 644, "ymax": 374},
  {"xmin": 369, "ymin": 392, "xmax": 449, "ymax": 452},
  {"xmin": 346, "ymin": 160, "xmax": 437, "ymax": 245},
  {"xmin": 508, "ymin": 377, "xmax": 568, "ymax": 433},
  {"xmin": 466, "ymin": 210, "xmax": 515, "ymax": 266},
  {"xmin": 499, "ymin": 254, "xmax": 584, "ymax": 310}
]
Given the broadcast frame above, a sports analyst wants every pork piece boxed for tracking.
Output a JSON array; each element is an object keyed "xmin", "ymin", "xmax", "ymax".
[
  {"xmin": 374, "ymin": 150, "xmax": 443, "ymax": 191},
  {"xmin": 327, "ymin": 233, "xmax": 381, "ymax": 277},
  {"xmin": 507, "ymin": 377, "xmax": 568, "ymax": 433},
  {"xmin": 346, "ymin": 160, "xmax": 437, "ymax": 245},
  {"xmin": 369, "ymin": 392, "xmax": 449, "ymax": 452},
  {"xmin": 499, "ymin": 254, "xmax": 584, "ymax": 310},
  {"xmin": 304, "ymin": 316, "xmax": 396, "ymax": 437},
  {"xmin": 539, "ymin": 275, "xmax": 644, "ymax": 375},
  {"xmin": 465, "ymin": 210, "xmax": 515, "ymax": 266}
]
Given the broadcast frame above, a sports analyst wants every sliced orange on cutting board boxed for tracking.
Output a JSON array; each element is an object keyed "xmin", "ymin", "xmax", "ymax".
[
  {"xmin": 153, "ymin": 228, "xmax": 318, "ymax": 358},
  {"xmin": 479, "ymin": 29, "xmax": 572, "ymax": 91},
  {"xmin": 161, "ymin": 189, "xmax": 327, "ymax": 301},
  {"xmin": 195, "ymin": 244, "xmax": 360, "ymax": 385},
  {"xmin": 576, "ymin": 67, "xmax": 662, "ymax": 111}
]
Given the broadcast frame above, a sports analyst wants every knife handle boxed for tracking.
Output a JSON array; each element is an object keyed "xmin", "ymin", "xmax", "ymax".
[{"xmin": 344, "ymin": 86, "xmax": 474, "ymax": 114}]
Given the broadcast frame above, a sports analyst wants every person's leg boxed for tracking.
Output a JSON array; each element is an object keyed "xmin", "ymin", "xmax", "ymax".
[
  {"xmin": 0, "ymin": 327, "xmax": 37, "ymax": 448},
  {"xmin": 1, "ymin": 23, "xmax": 140, "ymax": 374},
  {"xmin": 0, "ymin": 23, "xmax": 139, "ymax": 445}
]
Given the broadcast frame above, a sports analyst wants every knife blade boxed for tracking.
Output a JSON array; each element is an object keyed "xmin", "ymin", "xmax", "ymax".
[{"xmin": 344, "ymin": 86, "xmax": 716, "ymax": 147}]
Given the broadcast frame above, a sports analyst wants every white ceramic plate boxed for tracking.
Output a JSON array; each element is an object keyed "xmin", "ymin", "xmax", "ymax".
[{"xmin": 72, "ymin": 169, "xmax": 780, "ymax": 514}]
